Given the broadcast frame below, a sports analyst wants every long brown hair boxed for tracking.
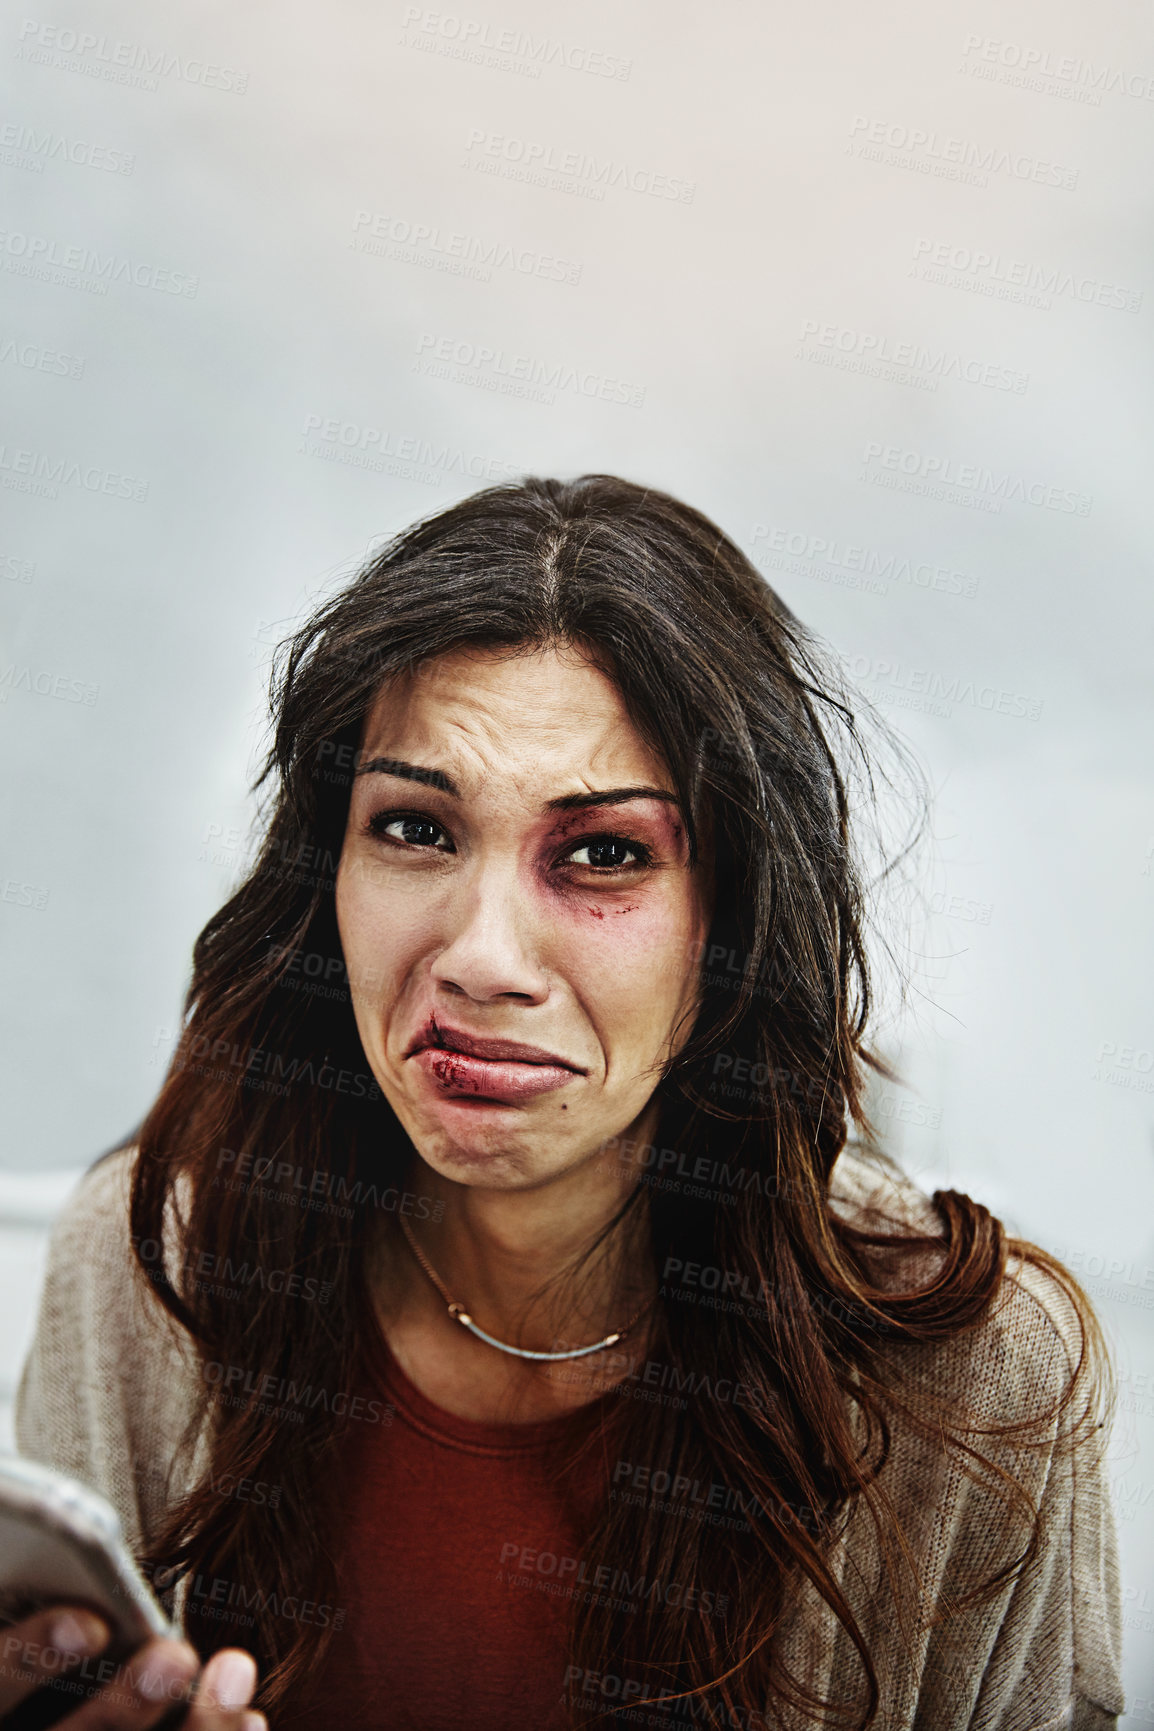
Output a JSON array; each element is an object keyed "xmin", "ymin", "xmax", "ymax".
[{"xmin": 130, "ymin": 474, "xmax": 1107, "ymax": 1726}]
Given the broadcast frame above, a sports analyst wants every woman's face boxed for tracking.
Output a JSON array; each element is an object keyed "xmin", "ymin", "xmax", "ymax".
[{"xmin": 335, "ymin": 641, "xmax": 712, "ymax": 1194}]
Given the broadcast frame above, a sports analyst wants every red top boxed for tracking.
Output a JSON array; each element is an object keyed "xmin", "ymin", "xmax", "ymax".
[{"xmin": 281, "ymin": 1314, "xmax": 627, "ymax": 1730}]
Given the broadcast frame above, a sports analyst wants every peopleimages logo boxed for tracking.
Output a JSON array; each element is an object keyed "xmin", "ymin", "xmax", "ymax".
[
  {"xmin": 0, "ymin": 664, "xmax": 98, "ymax": 705},
  {"xmin": 463, "ymin": 128, "xmax": 695, "ymax": 203},
  {"xmin": 959, "ymin": 34, "xmax": 1154, "ymax": 102},
  {"xmin": 399, "ymin": 8, "xmax": 632, "ymax": 80},
  {"xmin": 203, "ymin": 1360, "xmax": 392, "ymax": 1425},
  {"xmin": 0, "ymin": 229, "xmax": 198, "ymax": 296},
  {"xmin": 911, "ymin": 237, "xmax": 1142, "ymax": 314},
  {"xmin": 15, "ymin": 20, "xmax": 248, "ymax": 93},
  {"xmin": 796, "ymin": 320, "xmax": 1028, "ymax": 394},
  {"xmin": 0, "ymin": 121, "xmax": 134, "ymax": 174},
  {"xmin": 412, "ymin": 332, "xmax": 645, "ymax": 408},
  {"xmin": 498, "ymin": 1540, "xmax": 727, "ymax": 1615},
  {"xmin": 860, "ymin": 441, "xmax": 1092, "ymax": 516},
  {"xmin": 847, "ymin": 115, "xmax": 1079, "ymax": 189},
  {"xmin": 350, "ymin": 208, "xmax": 582, "ymax": 285},
  {"xmin": 751, "ymin": 523, "xmax": 979, "ymax": 600},
  {"xmin": 841, "ymin": 653, "xmax": 1044, "ymax": 722},
  {"xmin": 0, "ymin": 336, "xmax": 85, "ymax": 378},
  {"xmin": 0, "ymin": 443, "xmax": 148, "ymax": 501},
  {"xmin": 300, "ymin": 413, "xmax": 525, "ymax": 488}
]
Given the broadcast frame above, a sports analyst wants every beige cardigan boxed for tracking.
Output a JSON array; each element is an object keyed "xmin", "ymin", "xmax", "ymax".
[{"xmin": 15, "ymin": 1145, "xmax": 1126, "ymax": 1729}]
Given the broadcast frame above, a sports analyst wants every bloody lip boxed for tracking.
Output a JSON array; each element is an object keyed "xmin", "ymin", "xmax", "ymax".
[{"xmin": 411, "ymin": 1046, "xmax": 579, "ymax": 1101}]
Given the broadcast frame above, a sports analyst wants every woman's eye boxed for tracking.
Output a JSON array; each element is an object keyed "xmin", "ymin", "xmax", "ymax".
[
  {"xmin": 367, "ymin": 812, "xmax": 453, "ymax": 852},
  {"xmin": 566, "ymin": 836, "xmax": 652, "ymax": 871}
]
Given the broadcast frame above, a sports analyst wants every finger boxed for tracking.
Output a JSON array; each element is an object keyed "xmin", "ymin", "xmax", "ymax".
[
  {"xmin": 195, "ymin": 1650, "xmax": 257, "ymax": 1712},
  {"xmin": 49, "ymin": 1635, "xmax": 200, "ymax": 1727},
  {"xmin": 184, "ymin": 1707, "xmax": 266, "ymax": 1731},
  {"xmin": 0, "ymin": 1606, "xmax": 110, "ymax": 1713}
]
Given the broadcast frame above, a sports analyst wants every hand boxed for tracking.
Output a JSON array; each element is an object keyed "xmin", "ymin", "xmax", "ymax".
[{"xmin": 0, "ymin": 1605, "xmax": 266, "ymax": 1729}]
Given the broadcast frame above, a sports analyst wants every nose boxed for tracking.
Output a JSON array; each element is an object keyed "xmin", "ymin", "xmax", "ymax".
[{"xmin": 429, "ymin": 859, "xmax": 550, "ymax": 1005}]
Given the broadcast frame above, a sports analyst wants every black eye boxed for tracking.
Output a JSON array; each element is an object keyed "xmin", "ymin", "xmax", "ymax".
[{"xmin": 567, "ymin": 836, "xmax": 651, "ymax": 870}]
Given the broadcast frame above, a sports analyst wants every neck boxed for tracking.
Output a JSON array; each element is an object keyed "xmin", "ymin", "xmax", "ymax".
[{"xmin": 386, "ymin": 1105, "xmax": 659, "ymax": 1358}]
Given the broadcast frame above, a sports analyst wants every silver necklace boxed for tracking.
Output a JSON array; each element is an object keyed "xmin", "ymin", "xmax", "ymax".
[{"xmin": 397, "ymin": 1211, "xmax": 651, "ymax": 1362}]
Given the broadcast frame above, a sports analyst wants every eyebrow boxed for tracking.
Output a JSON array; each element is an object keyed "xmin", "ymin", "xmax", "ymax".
[
  {"xmin": 356, "ymin": 756, "xmax": 456, "ymax": 793},
  {"xmin": 354, "ymin": 756, "xmax": 681, "ymax": 813}
]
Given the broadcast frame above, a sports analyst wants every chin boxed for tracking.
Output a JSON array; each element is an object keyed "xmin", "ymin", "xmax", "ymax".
[{"xmin": 406, "ymin": 1109, "xmax": 546, "ymax": 1183}]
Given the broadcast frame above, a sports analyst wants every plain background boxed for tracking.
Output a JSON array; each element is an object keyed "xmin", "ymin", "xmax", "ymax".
[{"xmin": 1, "ymin": 0, "xmax": 1151, "ymax": 1714}]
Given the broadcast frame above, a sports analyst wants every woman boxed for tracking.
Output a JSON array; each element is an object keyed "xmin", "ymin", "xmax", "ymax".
[{"xmin": 10, "ymin": 475, "xmax": 1124, "ymax": 1729}]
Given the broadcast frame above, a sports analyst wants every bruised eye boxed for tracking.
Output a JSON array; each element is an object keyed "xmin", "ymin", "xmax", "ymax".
[
  {"xmin": 565, "ymin": 835, "xmax": 653, "ymax": 871},
  {"xmin": 367, "ymin": 811, "xmax": 454, "ymax": 852}
]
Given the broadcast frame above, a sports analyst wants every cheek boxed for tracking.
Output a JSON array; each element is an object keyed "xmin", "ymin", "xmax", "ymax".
[
  {"xmin": 335, "ymin": 860, "xmax": 428, "ymax": 1002},
  {"xmin": 550, "ymin": 884, "xmax": 705, "ymax": 1005}
]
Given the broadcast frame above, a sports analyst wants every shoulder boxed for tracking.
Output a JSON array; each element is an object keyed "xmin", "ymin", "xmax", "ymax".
[
  {"xmin": 16, "ymin": 1143, "xmax": 205, "ymax": 1547},
  {"xmin": 827, "ymin": 1143, "xmax": 941, "ymax": 1235},
  {"xmin": 48, "ymin": 1139, "xmax": 136, "ymax": 1258},
  {"xmin": 31, "ymin": 1142, "xmax": 141, "ymax": 1339},
  {"xmin": 828, "ymin": 1145, "xmax": 1098, "ymax": 1426},
  {"xmin": 42, "ymin": 1143, "xmax": 165, "ymax": 1322},
  {"xmin": 48, "ymin": 1141, "xmax": 193, "ymax": 1293},
  {"xmin": 40, "ymin": 1141, "xmax": 201, "ymax": 1375},
  {"xmin": 981, "ymin": 1253, "xmax": 1103, "ymax": 1436},
  {"xmin": 805, "ymin": 1156, "xmax": 1122, "ymax": 1724}
]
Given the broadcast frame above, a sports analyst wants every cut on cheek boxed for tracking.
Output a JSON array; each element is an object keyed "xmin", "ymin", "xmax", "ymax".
[{"xmin": 550, "ymin": 905, "xmax": 705, "ymax": 1004}]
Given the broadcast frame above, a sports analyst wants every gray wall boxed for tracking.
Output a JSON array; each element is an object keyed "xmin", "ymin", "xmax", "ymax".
[{"xmin": 2, "ymin": 0, "xmax": 1152, "ymax": 1712}]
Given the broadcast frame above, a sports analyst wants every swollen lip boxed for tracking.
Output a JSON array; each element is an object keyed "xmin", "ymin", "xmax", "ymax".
[{"xmin": 412, "ymin": 1046, "xmax": 578, "ymax": 1100}]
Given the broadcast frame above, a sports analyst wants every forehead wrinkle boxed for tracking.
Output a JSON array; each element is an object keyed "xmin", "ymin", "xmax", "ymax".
[{"xmin": 358, "ymin": 648, "xmax": 673, "ymax": 807}]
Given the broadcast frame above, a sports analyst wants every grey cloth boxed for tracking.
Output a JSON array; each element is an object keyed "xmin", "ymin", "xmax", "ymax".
[{"xmin": 15, "ymin": 1146, "xmax": 1126, "ymax": 1728}]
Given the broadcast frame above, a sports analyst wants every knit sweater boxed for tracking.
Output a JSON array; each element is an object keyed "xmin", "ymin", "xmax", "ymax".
[{"xmin": 15, "ymin": 1145, "xmax": 1126, "ymax": 1729}]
